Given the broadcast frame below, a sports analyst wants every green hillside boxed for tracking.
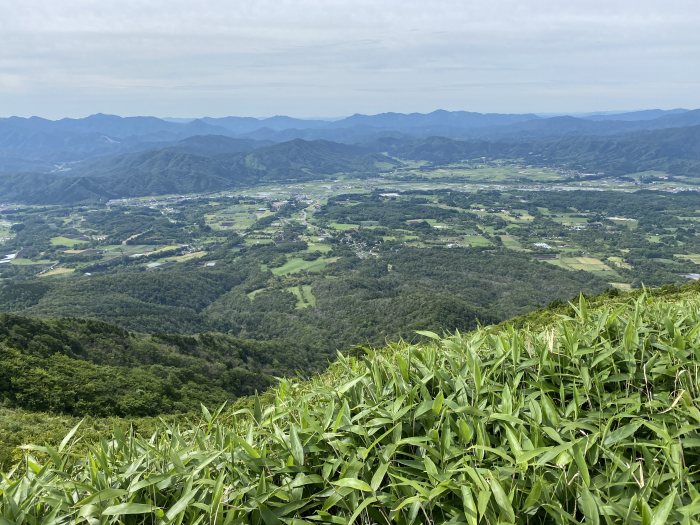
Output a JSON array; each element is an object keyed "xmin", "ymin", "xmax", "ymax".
[
  {"xmin": 0, "ymin": 314, "xmax": 313, "ymax": 419},
  {"xmin": 2, "ymin": 284, "xmax": 699, "ymax": 523},
  {"xmin": 0, "ymin": 139, "xmax": 400, "ymax": 204}
]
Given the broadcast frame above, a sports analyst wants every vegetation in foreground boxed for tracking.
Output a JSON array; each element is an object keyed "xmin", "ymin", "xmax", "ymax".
[{"xmin": 1, "ymin": 285, "xmax": 699, "ymax": 523}]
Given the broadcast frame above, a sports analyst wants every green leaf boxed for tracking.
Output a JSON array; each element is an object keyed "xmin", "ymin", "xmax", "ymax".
[
  {"xmin": 424, "ymin": 456, "xmax": 440, "ymax": 481},
  {"xmin": 331, "ymin": 478, "xmax": 373, "ymax": 492},
  {"xmin": 75, "ymin": 488, "xmax": 128, "ymax": 507},
  {"xmin": 370, "ymin": 462, "xmax": 389, "ymax": 492},
  {"xmin": 639, "ymin": 497, "xmax": 653, "ymax": 525},
  {"xmin": 337, "ymin": 374, "xmax": 368, "ymax": 394},
  {"xmin": 572, "ymin": 441, "xmax": 590, "ymax": 487},
  {"xmin": 347, "ymin": 496, "xmax": 378, "ymax": 524},
  {"xmin": 604, "ymin": 421, "xmax": 643, "ymax": 446},
  {"xmin": 102, "ymin": 503, "xmax": 158, "ymax": 516},
  {"xmin": 489, "ymin": 476, "xmax": 514, "ymax": 523},
  {"xmin": 58, "ymin": 419, "xmax": 83, "ymax": 453},
  {"xmin": 201, "ymin": 403, "xmax": 212, "ymax": 423},
  {"xmin": 165, "ymin": 488, "xmax": 198, "ymax": 522},
  {"xmin": 580, "ymin": 488, "xmax": 599, "ymax": 525},
  {"xmin": 651, "ymin": 490, "xmax": 676, "ymax": 525},
  {"xmin": 289, "ymin": 425, "xmax": 304, "ymax": 467},
  {"xmin": 461, "ymin": 486, "xmax": 478, "ymax": 525},
  {"xmin": 416, "ymin": 330, "xmax": 441, "ymax": 340},
  {"xmin": 477, "ymin": 488, "xmax": 491, "ymax": 519},
  {"xmin": 432, "ymin": 390, "xmax": 444, "ymax": 415}
]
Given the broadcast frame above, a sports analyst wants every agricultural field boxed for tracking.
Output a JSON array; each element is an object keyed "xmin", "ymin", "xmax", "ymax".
[
  {"xmin": 678, "ymin": 253, "xmax": 700, "ymax": 265},
  {"xmin": 395, "ymin": 162, "xmax": 566, "ymax": 183},
  {"xmin": 271, "ymin": 256, "xmax": 335, "ymax": 276},
  {"xmin": 50, "ymin": 235, "xmax": 89, "ymax": 248},
  {"xmin": 549, "ymin": 256, "xmax": 617, "ymax": 275},
  {"xmin": 1, "ymin": 163, "xmax": 699, "ymax": 304},
  {"xmin": 287, "ymin": 284, "xmax": 316, "ymax": 308},
  {"xmin": 0, "ymin": 166, "xmax": 698, "ymax": 387}
]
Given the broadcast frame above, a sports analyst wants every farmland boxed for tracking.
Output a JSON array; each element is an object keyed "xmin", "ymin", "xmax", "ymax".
[{"xmin": 1, "ymin": 162, "xmax": 699, "ymax": 346}]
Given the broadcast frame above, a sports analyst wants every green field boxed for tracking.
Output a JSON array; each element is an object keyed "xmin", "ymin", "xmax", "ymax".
[
  {"xmin": 500, "ymin": 234, "xmax": 525, "ymax": 250},
  {"xmin": 328, "ymin": 222, "xmax": 358, "ymax": 231},
  {"xmin": 243, "ymin": 236, "xmax": 274, "ymax": 246},
  {"xmin": 247, "ymin": 288, "xmax": 266, "ymax": 300},
  {"xmin": 102, "ymin": 244, "xmax": 157, "ymax": 256},
  {"xmin": 50, "ymin": 236, "xmax": 88, "ymax": 247},
  {"xmin": 463, "ymin": 234, "xmax": 492, "ymax": 247},
  {"xmin": 147, "ymin": 244, "xmax": 182, "ymax": 255},
  {"xmin": 287, "ymin": 284, "xmax": 316, "ymax": 308},
  {"xmin": 203, "ymin": 203, "xmax": 270, "ymax": 231},
  {"xmin": 10, "ymin": 258, "xmax": 55, "ymax": 266},
  {"xmin": 39, "ymin": 267, "xmax": 75, "ymax": 278},
  {"xmin": 677, "ymin": 253, "xmax": 700, "ymax": 265},
  {"xmin": 550, "ymin": 213, "xmax": 589, "ymax": 226},
  {"xmin": 401, "ymin": 164, "xmax": 566, "ymax": 183},
  {"xmin": 608, "ymin": 256, "xmax": 633, "ymax": 269},
  {"xmin": 271, "ymin": 256, "xmax": 335, "ymax": 276},
  {"xmin": 305, "ymin": 241, "xmax": 332, "ymax": 253},
  {"xmin": 548, "ymin": 256, "xmax": 619, "ymax": 278},
  {"xmin": 163, "ymin": 251, "xmax": 207, "ymax": 263}
]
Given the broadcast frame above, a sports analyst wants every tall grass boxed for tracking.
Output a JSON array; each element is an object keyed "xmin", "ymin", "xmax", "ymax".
[{"xmin": 1, "ymin": 290, "xmax": 700, "ymax": 524}]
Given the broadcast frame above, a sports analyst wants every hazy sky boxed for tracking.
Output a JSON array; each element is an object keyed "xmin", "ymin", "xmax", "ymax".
[{"xmin": 1, "ymin": 0, "xmax": 699, "ymax": 118}]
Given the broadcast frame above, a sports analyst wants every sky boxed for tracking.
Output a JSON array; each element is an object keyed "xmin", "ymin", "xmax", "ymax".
[{"xmin": 1, "ymin": 0, "xmax": 699, "ymax": 119}]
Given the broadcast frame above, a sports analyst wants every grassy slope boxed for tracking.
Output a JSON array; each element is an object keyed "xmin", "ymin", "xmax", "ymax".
[
  {"xmin": 2, "ymin": 284, "xmax": 700, "ymax": 523},
  {"xmin": 0, "ymin": 408, "xmax": 167, "ymax": 469}
]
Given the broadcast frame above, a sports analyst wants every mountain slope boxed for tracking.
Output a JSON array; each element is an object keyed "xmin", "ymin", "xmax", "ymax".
[
  {"xmin": 0, "ymin": 138, "xmax": 399, "ymax": 203},
  {"xmin": 583, "ymin": 108, "xmax": 689, "ymax": 121},
  {"xmin": 239, "ymin": 138, "xmax": 398, "ymax": 178},
  {"xmin": 378, "ymin": 124, "xmax": 700, "ymax": 178},
  {"xmin": 0, "ymin": 313, "xmax": 306, "ymax": 418},
  {"xmin": 2, "ymin": 284, "xmax": 699, "ymax": 522},
  {"xmin": 0, "ymin": 114, "xmax": 232, "ymax": 173}
]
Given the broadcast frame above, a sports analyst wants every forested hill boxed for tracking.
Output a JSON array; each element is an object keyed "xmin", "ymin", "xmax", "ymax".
[
  {"xmin": 377, "ymin": 124, "xmax": 700, "ymax": 178},
  {"xmin": 0, "ymin": 313, "xmax": 298, "ymax": 417},
  {"xmin": 0, "ymin": 138, "xmax": 399, "ymax": 204},
  {"xmin": 1, "ymin": 282, "xmax": 699, "ymax": 522}
]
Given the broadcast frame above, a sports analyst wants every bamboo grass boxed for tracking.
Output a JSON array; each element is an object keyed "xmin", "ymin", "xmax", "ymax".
[{"xmin": 1, "ymin": 290, "xmax": 700, "ymax": 524}]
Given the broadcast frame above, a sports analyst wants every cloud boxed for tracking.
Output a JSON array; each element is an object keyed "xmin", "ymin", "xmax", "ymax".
[{"xmin": 0, "ymin": 0, "xmax": 698, "ymax": 117}]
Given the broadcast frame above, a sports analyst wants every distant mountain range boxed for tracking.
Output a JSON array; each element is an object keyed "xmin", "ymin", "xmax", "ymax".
[
  {"xmin": 378, "ymin": 125, "xmax": 700, "ymax": 176},
  {"xmin": 0, "ymin": 108, "xmax": 699, "ymax": 203}
]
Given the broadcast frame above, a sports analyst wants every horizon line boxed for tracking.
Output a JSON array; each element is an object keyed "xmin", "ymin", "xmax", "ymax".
[{"xmin": 0, "ymin": 107, "xmax": 694, "ymax": 121}]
